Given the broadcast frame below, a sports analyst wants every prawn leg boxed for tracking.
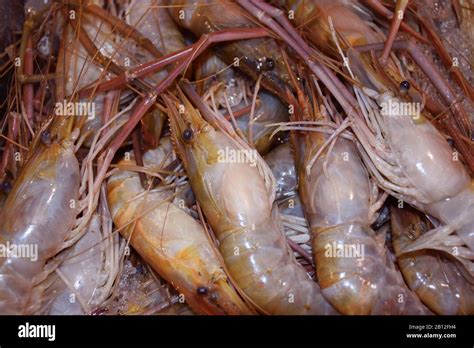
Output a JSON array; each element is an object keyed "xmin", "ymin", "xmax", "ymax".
[{"xmin": 380, "ymin": 0, "xmax": 409, "ymax": 65}]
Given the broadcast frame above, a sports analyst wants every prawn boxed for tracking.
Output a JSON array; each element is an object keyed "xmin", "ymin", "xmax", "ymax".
[
  {"xmin": 106, "ymin": 137, "xmax": 254, "ymax": 315},
  {"xmin": 166, "ymin": 86, "xmax": 337, "ymax": 314},
  {"xmin": 0, "ymin": 121, "xmax": 80, "ymax": 314},
  {"xmin": 348, "ymin": 52, "xmax": 474, "ymax": 276},
  {"xmin": 281, "ymin": 76, "xmax": 429, "ymax": 314}
]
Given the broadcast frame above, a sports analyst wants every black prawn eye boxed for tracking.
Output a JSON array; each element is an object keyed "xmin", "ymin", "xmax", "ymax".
[
  {"xmin": 197, "ymin": 286, "xmax": 208, "ymax": 295},
  {"xmin": 182, "ymin": 128, "xmax": 194, "ymax": 142},
  {"xmin": 263, "ymin": 57, "xmax": 275, "ymax": 71},
  {"xmin": 399, "ymin": 80, "xmax": 410, "ymax": 93}
]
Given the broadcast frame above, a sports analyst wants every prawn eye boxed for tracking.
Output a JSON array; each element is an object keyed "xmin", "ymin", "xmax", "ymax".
[
  {"xmin": 182, "ymin": 128, "xmax": 194, "ymax": 142},
  {"xmin": 264, "ymin": 57, "xmax": 275, "ymax": 71},
  {"xmin": 41, "ymin": 130, "xmax": 51, "ymax": 145},
  {"xmin": 1, "ymin": 181, "xmax": 12, "ymax": 193},
  {"xmin": 197, "ymin": 286, "xmax": 208, "ymax": 295},
  {"xmin": 400, "ymin": 80, "xmax": 410, "ymax": 93}
]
